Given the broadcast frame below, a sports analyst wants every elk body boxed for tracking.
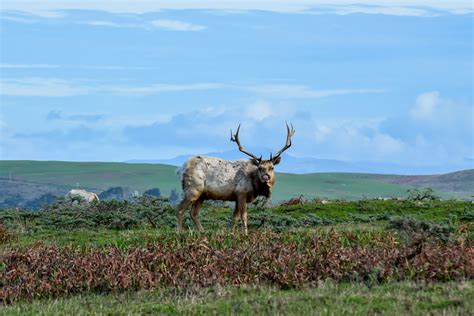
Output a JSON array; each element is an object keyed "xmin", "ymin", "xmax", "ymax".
[{"xmin": 176, "ymin": 123, "xmax": 295, "ymax": 234}]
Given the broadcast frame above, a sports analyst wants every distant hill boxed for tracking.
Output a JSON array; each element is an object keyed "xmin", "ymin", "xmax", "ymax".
[
  {"xmin": 0, "ymin": 160, "xmax": 179, "ymax": 196},
  {"xmin": 384, "ymin": 169, "xmax": 474, "ymax": 196},
  {"xmin": 0, "ymin": 161, "xmax": 472, "ymax": 208}
]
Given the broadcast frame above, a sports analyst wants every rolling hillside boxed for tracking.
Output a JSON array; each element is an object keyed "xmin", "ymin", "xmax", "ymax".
[{"xmin": 0, "ymin": 160, "xmax": 472, "ymax": 205}]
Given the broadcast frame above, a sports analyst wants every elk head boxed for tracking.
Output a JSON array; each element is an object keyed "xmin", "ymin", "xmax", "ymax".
[{"xmin": 230, "ymin": 122, "xmax": 295, "ymax": 184}]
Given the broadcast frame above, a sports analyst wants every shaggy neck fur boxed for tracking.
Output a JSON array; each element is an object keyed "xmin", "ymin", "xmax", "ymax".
[{"xmin": 251, "ymin": 171, "xmax": 273, "ymax": 199}]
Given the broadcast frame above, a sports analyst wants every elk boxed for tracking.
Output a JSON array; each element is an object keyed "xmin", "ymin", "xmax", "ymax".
[
  {"xmin": 67, "ymin": 189, "xmax": 99, "ymax": 204},
  {"xmin": 176, "ymin": 123, "xmax": 295, "ymax": 234}
]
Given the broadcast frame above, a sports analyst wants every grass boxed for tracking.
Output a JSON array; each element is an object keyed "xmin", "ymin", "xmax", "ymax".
[
  {"xmin": 2, "ymin": 282, "xmax": 473, "ymax": 315},
  {"xmin": 1, "ymin": 225, "xmax": 396, "ymax": 251},
  {"xmin": 2, "ymin": 227, "xmax": 174, "ymax": 250},
  {"xmin": 1, "ymin": 198, "xmax": 473, "ymax": 313}
]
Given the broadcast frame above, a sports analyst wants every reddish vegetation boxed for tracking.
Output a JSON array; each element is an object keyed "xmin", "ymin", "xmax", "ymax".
[
  {"xmin": 280, "ymin": 195, "xmax": 305, "ymax": 206},
  {"xmin": 0, "ymin": 225, "xmax": 13, "ymax": 244},
  {"xmin": 1, "ymin": 232, "xmax": 473, "ymax": 302}
]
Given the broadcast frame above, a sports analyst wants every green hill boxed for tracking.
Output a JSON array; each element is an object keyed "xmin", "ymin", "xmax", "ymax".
[{"xmin": 0, "ymin": 160, "xmax": 472, "ymax": 203}]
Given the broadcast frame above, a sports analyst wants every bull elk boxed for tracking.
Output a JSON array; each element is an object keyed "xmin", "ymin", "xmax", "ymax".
[{"xmin": 176, "ymin": 123, "xmax": 295, "ymax": 234}]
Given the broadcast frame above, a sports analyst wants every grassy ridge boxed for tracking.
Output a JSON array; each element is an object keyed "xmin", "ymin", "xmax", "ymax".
[
  {"xmin": 1, "ymin": 160, "xmax": 472, "ymax": 201},
  {"xmin": 0, "ymin": 160, "xmax": 179, "ymax": 197},
  {"xmin": 274, "ymin": 173, "xmax": 412, "ymax": 200}
]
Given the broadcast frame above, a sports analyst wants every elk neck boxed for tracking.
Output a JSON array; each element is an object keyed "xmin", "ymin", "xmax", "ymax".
[{"xmin": 251, "ymin": 170, "xmax": 273, "ymax": 199}]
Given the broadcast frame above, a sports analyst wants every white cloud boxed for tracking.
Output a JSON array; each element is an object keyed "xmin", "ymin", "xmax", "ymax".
[
  {"xmin": 0, "ymin": 15, "xmax": 37, "ymax": 23},
  {"xmin": 78, "ymin": 19, "xmax": 206, "ymax": 31},
  {"xmin": 0, "ymin": 63, "xmax": 151, "ymax": 70},
  {"xmin": 246, "ymin": 100, "xmax": 273, "ymax": 121},
  {"xmin": 410, "ymin": 91, "xmax": 439, "ymax": 119},
  {"xmin": 149, "ymin": 19, "xmax": 206, "ymax": 31},
  {"xmin": 249, "ymin": 84, "xmax": 385, "ymax": 98},
  {"xmin": 1, "ymin": 1, "xmax": 471, "ymax": 17},
  {"xmin": 314, "ymin": 125, "xmax": 331, "ymax": 142},
  {"xmin": 0, "ymin": 78, "xmax": 91, "ymax": 97},
  {"xmin": 0, "ymin": 63, "xmax": 60, "ymax": 69},
  {"xmin": 311, "ymin": 5, "xmax": 440, "ymax": 17},
  {"xmin": 106, "ymin": 83, "xmax": 223, "ymax": 95},
  {"xmin": 380, "ymin": 92, "xmax": 473, "ymax": 164},
  {"xmin": 309, "ymin": 121, "xmax": 405, "ymax": 161},
  {"xmin": 407, "ymin": 91, "xmax": 472, "ymax": 128},
  {"xmin": 81, "ymin": 20, "xmax": 125, "ymax": 28},
  {"xmin": 373, "ymin": 133, "xmax": 403, "ymax": 155},
  {"xmin": 199, "ymin": 106, "xmax": 226, "ymax": 118},
  {"xmin": 0, "ymin": 78, "xmax": 224, "ymax": 96},
  {"xmin": 1, "ymin": 78, "xmax": 383, "ymax": 98}
]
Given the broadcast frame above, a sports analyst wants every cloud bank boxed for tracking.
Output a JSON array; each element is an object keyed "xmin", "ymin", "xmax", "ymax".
[{"xmin": 1, "ymin": 1, "xmax": 472, "ymax": 17}]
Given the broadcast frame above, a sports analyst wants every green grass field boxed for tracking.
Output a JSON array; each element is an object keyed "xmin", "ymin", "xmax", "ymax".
[
  {"xmin": 1, "ymin": 198, "xmax": 473, "ymax": 315},
  {"xmin": 1, "ymin": 160, "xmax": 472, "ymax": 201}
]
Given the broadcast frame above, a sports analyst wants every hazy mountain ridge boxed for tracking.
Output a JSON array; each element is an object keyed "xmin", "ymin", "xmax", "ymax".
[{"xmin": 127, "ymin": 152, "xmax": 472, "ymax": 175}]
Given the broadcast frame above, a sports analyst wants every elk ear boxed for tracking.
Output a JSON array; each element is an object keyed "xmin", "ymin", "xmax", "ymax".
[{"xmin": 272, "ymin": 156, "xmax": 281, "ymax": 165}]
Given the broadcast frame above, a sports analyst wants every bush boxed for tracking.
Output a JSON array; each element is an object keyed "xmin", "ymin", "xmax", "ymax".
[
  {"xmin": 406, "ymin": 188, "xmax": 439, "ymax": 201},
  {"xmin": 387, "ymin": 217, "xmax": 454, "ymax": 243}
]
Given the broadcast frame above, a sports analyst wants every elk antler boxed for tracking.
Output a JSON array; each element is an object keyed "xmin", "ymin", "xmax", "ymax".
[
  {"xmin": 230, "ymin": 124, "xmax": 262, "ymax": 162},
  {"xmin": 270, "ymin": 122, "xmax": 295, "ymax": 160}
]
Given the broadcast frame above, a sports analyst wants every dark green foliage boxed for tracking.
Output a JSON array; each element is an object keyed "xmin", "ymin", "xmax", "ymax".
[
  {"xmin": 388, "ymin": 218, "xmax": 454, "ymax": 243},
  {"xmin": 169, "ymin": 189, "xmax": 179, "ymax": 205},
  {"xmin": 98, "ymin": 187, "xmax": 128, "ymax": 201},
  {"xmin": 143, "ymin": 188, "xmax": 161, "ymax": 197},
  {"xmin": 0, "ymin": 194, "xmax": 25, "ymax": 208},
  {"xmin": 460, "ymin": 209, "xmax": 474, "ymax": 221},
  {"xmin": 24, "ymin": 193, "xmax": 58, "ymax": 210},
  {"xmin": 0, "ymin": 196, "xmax": 175, "ymax": 231},
  {"xmin": 406, "ymin": 188, "xmax": 440, "ymax": 201}
]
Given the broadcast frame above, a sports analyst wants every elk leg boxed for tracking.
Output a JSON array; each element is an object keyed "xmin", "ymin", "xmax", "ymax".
[
  {"xmin": 176, "ymin": 198, "xmax": 192, "ymax": 232},
  {"xmin": 190, "ymin": 197, "xmax": 204, "ymax": 232},
  {"xmin": 238, "ymin": 196, "xmax": 248, "ymax": 235},
  {"xmin": 231, "ymin": 202, "xmax": 240, "ymax": 231}
]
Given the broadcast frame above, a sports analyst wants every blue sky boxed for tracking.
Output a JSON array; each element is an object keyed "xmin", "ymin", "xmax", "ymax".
[{"xmin": 0, "ymin": 1, "xmax": 472, "ymax": 172}]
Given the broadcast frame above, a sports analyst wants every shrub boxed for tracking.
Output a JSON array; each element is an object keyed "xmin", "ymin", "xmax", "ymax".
[
  {"xmin": 406, "ymin": 188, "xmax": 439, "ymax": 201},
  {"xmin": 387, "ymin": 217, "xmax": 454, "ymax": 243}
]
